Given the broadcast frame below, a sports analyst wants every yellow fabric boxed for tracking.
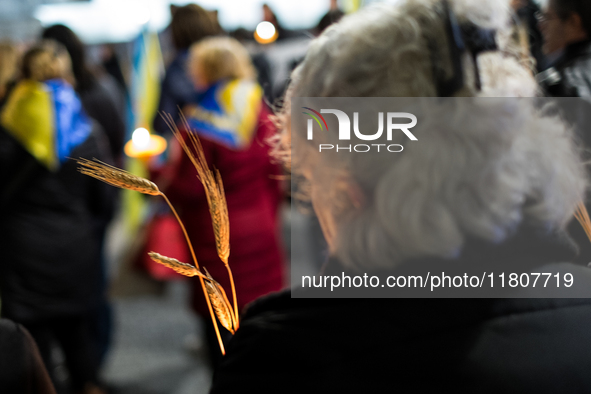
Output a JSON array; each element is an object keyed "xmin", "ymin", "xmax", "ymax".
[
  {"xmin": 136, "ymin": 31, "xmax": 162, "ymax": 129},
  {"xmin": 1, "ymin": 80, "xmax": 56, "ymax": 169},
  {"xmin": 218, "ymin": 79, "xmax": 263, "ymax": 147}
]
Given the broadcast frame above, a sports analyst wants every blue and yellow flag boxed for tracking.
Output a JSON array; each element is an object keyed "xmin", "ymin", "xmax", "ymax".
[
  {"xmin": 1, "ymin": 79, "xmax": 91, "ymax": 170},
  {"xmin": 184, "ymin": 79, "xmax": 263, "ymax": 149},
  {"xmin": 123, "ymin": 30, "xmax": 164, "ymax": 231}
]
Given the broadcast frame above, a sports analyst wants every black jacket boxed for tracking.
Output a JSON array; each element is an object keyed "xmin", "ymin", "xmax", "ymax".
[
  {"xmin": 211, "ymin": 230, "xmax": 591, "ymax": 393},
  {"xmin": 537, "ymin": 39, "xmax": 591, "ymax": 99},
  {"xmin": 79, "ymin": 79, "xmax": 126, "ymax": 165},
  {"xmin": 0, "ymin": 124, "xmax": 114, "ymax": 322}
]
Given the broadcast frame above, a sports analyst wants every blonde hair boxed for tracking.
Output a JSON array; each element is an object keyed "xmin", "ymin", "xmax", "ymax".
[
  {"xmin": 189, "ymin": 37, "xmax": 256, "ymax": 85},
  {"xmin": 22, "ymin": 40, "xmax": 72, "ymax": 83}
]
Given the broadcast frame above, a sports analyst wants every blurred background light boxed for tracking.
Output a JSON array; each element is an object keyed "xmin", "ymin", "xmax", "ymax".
[
  {"xmin": 32, "ymin": 0, "xmax": 329, "ymax": 44},
  {"xmin": 131, "ymin": 127, "xmax": 150, "ymax": 150},
  {"xmin": 255, "ymin": 21, "xmax": 275, "ymax": 40},
  {"xmin": 254, "ymin": 21, "xmax": 277, "ymax": 44}
]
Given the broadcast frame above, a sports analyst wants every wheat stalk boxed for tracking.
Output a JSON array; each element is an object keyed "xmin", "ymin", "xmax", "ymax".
[
  {"xmin": 575, "ymin": 201, "xmax": 591, "ymax": 243},
  {"xmin": 149, "ymin": 252, "xmax": 236, "ymax": 333},
  {"xmin": 165, "ymin": 112, "xmax": 231, "ymax": 265},
  {"xmin": 77, "ymin": 158, "xmax": 160, "ymax": 195},
  {"xmin": 203, "ymin": 267, "xmax": 237, "ymax": 334},
  {"xmin": 161, "ymin": 112, "xmax": 238, "ymax": 328},
  {"xmin": 76, "ymin": 157, "xmax": 227, "ymax": 354},
  {"xmin": 148, "ymin": 252, "xmax": 205, "ymax": 277}
]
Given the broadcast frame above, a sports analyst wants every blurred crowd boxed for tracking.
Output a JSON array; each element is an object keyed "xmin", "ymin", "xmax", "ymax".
[{"xmin": 0, "ymin": 0, "xmax": 591, "ymax": 393}]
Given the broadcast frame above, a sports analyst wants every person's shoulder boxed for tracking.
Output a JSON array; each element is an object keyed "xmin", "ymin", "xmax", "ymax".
[
  {"xmin": 240, "ymin": 289, "xmax": 292, "ymax": 318},
  {"xmin": 558, "ymin": 44, "xmax": 591, "ymax": 81}
]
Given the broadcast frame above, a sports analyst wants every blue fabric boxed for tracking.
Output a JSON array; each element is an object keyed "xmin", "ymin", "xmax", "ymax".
[
  {"xmin": 185, "ymin": 82, "xmax": 240, "ymax": 149},
  {"xmin": 45, "ymin": 79, "xmax": 92, "ymax": 163},
  {"xmin": 185, "ymin": 117, "xmax": 240, "ymax": 148},
  {"xmin": 194, "ymin": 82, "xmax": 223, "ymax": 114},
  {"xmin": 183, "ymin": 80, "xmax": 263, "ymax": 150}
]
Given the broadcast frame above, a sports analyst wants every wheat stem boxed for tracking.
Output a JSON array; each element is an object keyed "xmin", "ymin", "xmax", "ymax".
[
  {"xmin": 160, "ymin": 193, "xmax": 225, "ymax": 354},
  {"xmin": 224, "ymin": 262, "xmax": 239, "ymax": 329}
]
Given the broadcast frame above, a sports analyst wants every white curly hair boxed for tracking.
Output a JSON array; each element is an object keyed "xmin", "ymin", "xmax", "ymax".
[{"xmin": 277, "ymin": 0, "xmax": 587, "ymax": 270}]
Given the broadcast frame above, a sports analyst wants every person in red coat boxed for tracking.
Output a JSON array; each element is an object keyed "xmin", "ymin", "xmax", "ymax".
[{"xmin": 156, "ymin": 37, "xmax": 286, "ymax": 364}]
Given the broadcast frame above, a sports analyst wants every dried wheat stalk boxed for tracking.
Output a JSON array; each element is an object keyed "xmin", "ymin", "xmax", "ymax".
[
  {"xmin": 77, "ymin": 158, "xmax": 160, "ymax": 196},
  {"xmin": 163, "ymin": 112, "xmax": 231, "ymax": 265},
  {"xmin": 161, "ymin": 112, "xmax": 238, "ymax": 328},
  {"xmin": 149, "ymin": 252, "xmax": 236, "ymax": 332},
  {"xmin": 203, "ymin": 268, "xmax": 237, "ymax": 334},
  {"xmin": 148, "ymin": 252, "xmax": 206, "ymax": 278},
  {"xmin": 150, "ymin": 251, "xmax": 236, "ymax": 334},
  {"xmin": 575, "ymin": 202, "xmax": 591, "ymax": 243},
  {"xmin": 76, "ymin": 157, "xmax": 227, "ymax": 354}
]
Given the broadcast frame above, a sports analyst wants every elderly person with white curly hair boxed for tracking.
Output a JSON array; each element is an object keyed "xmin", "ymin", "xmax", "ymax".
[{"xmin": 209, "ymin": 0, "xmax": 591, "ymax": 392}]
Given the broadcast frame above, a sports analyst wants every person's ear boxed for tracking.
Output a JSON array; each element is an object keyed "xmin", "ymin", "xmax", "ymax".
[
  {"xmin": 568, "ymin": 12, "xmax": 585, "ymax": 34},
  {"xmin": 333, "ymin": 173, "xmax": 365, "ymax": 211}
]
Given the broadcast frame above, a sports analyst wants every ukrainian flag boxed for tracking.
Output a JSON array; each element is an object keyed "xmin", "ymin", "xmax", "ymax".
[
  {"xmin": 130, "ymin": 30, "xmax": 162, "ymax": 133},
  {"xmin": 184, "ymin": 79, "xmax": 263, "ymax": 149},
  {"xmin": 124, "ymin": 30, "xmax": 163, "ymax": 230},
  {"xmin": 1, "ymin": 79, "xmax": 91, "ymax": 170}
]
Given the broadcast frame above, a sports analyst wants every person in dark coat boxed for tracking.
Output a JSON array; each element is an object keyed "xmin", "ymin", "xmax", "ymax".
[
  {"xmin": 153, "ymin": 4, "xmax": 220, "ymax": 135},
  {"xmin": 0, "ymin": 42, "xmax": 112, "ymax": 394},
  {"xmin": 316, "ymin": 0, "xmax": 345, "ymax": 35},
  {"xmin": 210, "ymin": 1, "xmax": 591, "ymax": 393},
  {"xmin": 536, "ymin": 0, "xmax": 591, "ymax": 98},
  {"xmin": 41, "ymin": 25, "xmax": 125, "ymax": 367},
  {"xmin": 0, "ymin": 319, "xmax": 57, "ymax": 394}
]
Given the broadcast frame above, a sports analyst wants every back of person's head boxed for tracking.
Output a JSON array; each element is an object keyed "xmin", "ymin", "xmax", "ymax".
[
  {"xmin": 22, "ymin": 40, "xmax": 72, "ymax": 83},
  {"xmin": 0, "ymin": 319, "xmax": 56, "ymax": 394},
  {"xmin": 189, "ymin": 37, "xmax": 256, "ymax": 86},
  {"xmin": 277, "ymin": 0, "xmax": 586, "ymax": 270},
  {"xmin": 41, "ymin": 24, "xmax": 95, "ymax": 91},
  {"xmin": 551, "ymin": 0, "xmax": 591, "ymax": 37},
  {"xmin": 171, "ymin": 4, "xmax": 220, "ymax": 50},
  {"xmin": 0, "ymin": 41, "xmax": 19, "ymax": 100}
]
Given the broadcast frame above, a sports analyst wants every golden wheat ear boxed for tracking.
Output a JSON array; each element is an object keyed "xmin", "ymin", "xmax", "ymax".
[
  {"xmin": 76, "ymin": 158, "xmax": 161, "ymax": 196},
  {"xmin": 162, "ymin": 112, "xmax": 231, "ymax": 266},
  {"xmin": 148, "ymin": 252, "xmax": 206, "ymax": 278},
  {"xmin": 574, "ymin": 202, "xmax": 591, "ymax": 243},
  {"xmin": 203, "ymin": 267, "xmax": 237, "ymax": 335},
  {"xmin": 161, "ymin": 111, "xmax": 238, "ymax": 327}
]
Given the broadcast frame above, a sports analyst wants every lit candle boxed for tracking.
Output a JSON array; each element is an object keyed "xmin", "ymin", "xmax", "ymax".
[
  {"xmin": 132, "ymin": 127, "xmax": 151, "ymax": 150},
  {"xmin": 254, "ymin": 22, "xmax": 278, "ymax": 44},
  {"xmin": 124, "ymin": 127, "xmax": 167, "ymax": 159}
]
